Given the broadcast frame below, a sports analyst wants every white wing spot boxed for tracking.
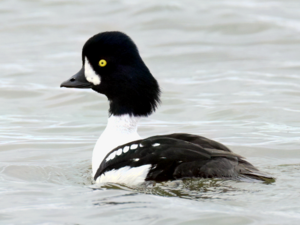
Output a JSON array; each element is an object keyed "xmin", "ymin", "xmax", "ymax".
[
  {"xmin": 160, "ymin": 157, "xmax": 166, "ymax": 159},
  {"xmin": 130, "ymin": 144, "xmax": 138, "ymax": 150},
  {"xmin": 116, "ymin": 148, "xmax": 122, "ymax": 156},
  {"xmin": 153, "ymin": 143, "xmax": 160, "ymax": 147},
  {"xmin": 133, "ymin": 158, "xmax": 140, "ymax": 162},
  {"xmin": 123, "ymin": 146, "xmax": 130, "ymax": 153},
  {"xmin": 110, "ymin": 152, "xmax": 116, "ymax": 160},
  {"xmin": 124, "ymin": 146, "xmax": 129, "ymax": 152},
  {"xmin": 139, "ymin": 143, "xmax": 144, "ymax": 148}
]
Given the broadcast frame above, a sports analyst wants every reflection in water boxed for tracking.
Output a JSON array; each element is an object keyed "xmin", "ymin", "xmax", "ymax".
[{"xmin": 94, "ymin": 177, "xmax": 275, "ymax": 201}]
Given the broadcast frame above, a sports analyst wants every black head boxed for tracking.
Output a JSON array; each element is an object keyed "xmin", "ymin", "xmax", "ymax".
[{"xmin": 61, "ymin": 31, "xmax": 160, "ymax": 117}]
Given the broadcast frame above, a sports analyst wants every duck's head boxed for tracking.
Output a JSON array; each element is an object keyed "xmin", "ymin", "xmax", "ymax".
[{"xmin": 61, "ymin": 31, "xmax": 160, "ymax": 117}]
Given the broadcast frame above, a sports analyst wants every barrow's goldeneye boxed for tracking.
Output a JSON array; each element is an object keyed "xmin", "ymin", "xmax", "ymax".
[{"xmin": 61, "ymin": 31, "xmax": 274, "ymax": 185}]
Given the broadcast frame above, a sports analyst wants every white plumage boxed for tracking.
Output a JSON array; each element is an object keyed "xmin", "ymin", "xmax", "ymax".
[
  {"xmin": 95, "ymin": 165, "xmax": 151, "ymax": 185},
  {"xmin": 84, "ymin": 57, "xmax": 100, "ymax": 85},
  {"xmin": 92, "ymin": 115, "xmax": 141, "ymax": 177}
]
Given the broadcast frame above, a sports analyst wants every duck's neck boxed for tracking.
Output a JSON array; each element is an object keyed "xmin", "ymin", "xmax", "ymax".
[{"xmin": 92, "ymin": 114, "xmax": 142, "ymax": 176}]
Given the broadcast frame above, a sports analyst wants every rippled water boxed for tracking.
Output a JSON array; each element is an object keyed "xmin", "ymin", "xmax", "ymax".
[{"xmin": 1, "ymin": 0, "xmax": 300, "ymax": 224}]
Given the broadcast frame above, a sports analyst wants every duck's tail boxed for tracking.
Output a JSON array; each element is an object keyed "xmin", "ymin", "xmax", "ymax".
[{"xmin": 238, "ymin": 159, "xmax": 275, "ymax": 183}]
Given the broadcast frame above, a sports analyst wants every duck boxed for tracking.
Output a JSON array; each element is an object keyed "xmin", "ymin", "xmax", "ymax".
[{"xmin": 60, "ymin": 31, "xmax": 274, "ymax": 185}]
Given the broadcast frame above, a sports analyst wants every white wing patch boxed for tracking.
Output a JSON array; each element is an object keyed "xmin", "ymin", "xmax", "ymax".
[
  {"xmin": 116, "ymin": 148, "xmax": 122, "ymax": 156},
  {"xmin": 105, "ymin": 144, "xmax": 137, "ymax": 162},
  {"xmin": 123, "ymin": 146, "xmax": 130, "ymax": 153},
  {"xmin": 123, "ymin": 146, "xmax": 129, "ymax": 152},
  {"xmin": 153, "ymin": 143, "xmax": 160, "ymax": 147},
  {"xmin": 95, "ymin": 165, "xmax": 151, "ymax": 186},
  {"xmin": 106, "ymin": 151, "xmax": 116, "ymax": 161},
  {"xmin": 84, "ymin": 57, "xmax": 100, "ymax": 85},
  {"xmin": 130, "ymin": 144, "xmax": 138, "ymax": 150}
]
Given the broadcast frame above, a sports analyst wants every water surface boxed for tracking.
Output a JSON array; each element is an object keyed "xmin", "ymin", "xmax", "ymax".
[{"xmin": 1, "ymin": 0, "xmax": 300, "ymax": 224}]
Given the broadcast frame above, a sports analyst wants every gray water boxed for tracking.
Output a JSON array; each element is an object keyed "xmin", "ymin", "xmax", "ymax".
[{"xmin": 1, "ymin": 0, "xmax": 300, "ymax": 224}]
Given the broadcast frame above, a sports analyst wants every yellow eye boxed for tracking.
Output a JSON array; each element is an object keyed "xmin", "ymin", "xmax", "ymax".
[{"xmin": 99, "ymin": 59, "xmax": 107, "ymax": 67}]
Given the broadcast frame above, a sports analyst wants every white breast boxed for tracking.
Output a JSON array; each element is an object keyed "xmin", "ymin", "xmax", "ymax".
[{"xmin": 92, "ymin": 115, "xmax": 141, "ymax": 177}]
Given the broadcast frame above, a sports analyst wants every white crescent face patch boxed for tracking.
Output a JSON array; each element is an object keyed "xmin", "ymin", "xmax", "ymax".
[{"xmin": 84, "ymin": 57, "xmax": 100, "ymax": 85}]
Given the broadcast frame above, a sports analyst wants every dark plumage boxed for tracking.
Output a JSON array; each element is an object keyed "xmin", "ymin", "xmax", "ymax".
[
  {"xmin": 83, "ymin": 31, "xmax": 160, "ymax": 116},
  {"xmin": 95, "ymin": 133, "xmax": 273, "ymax": 182}
]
